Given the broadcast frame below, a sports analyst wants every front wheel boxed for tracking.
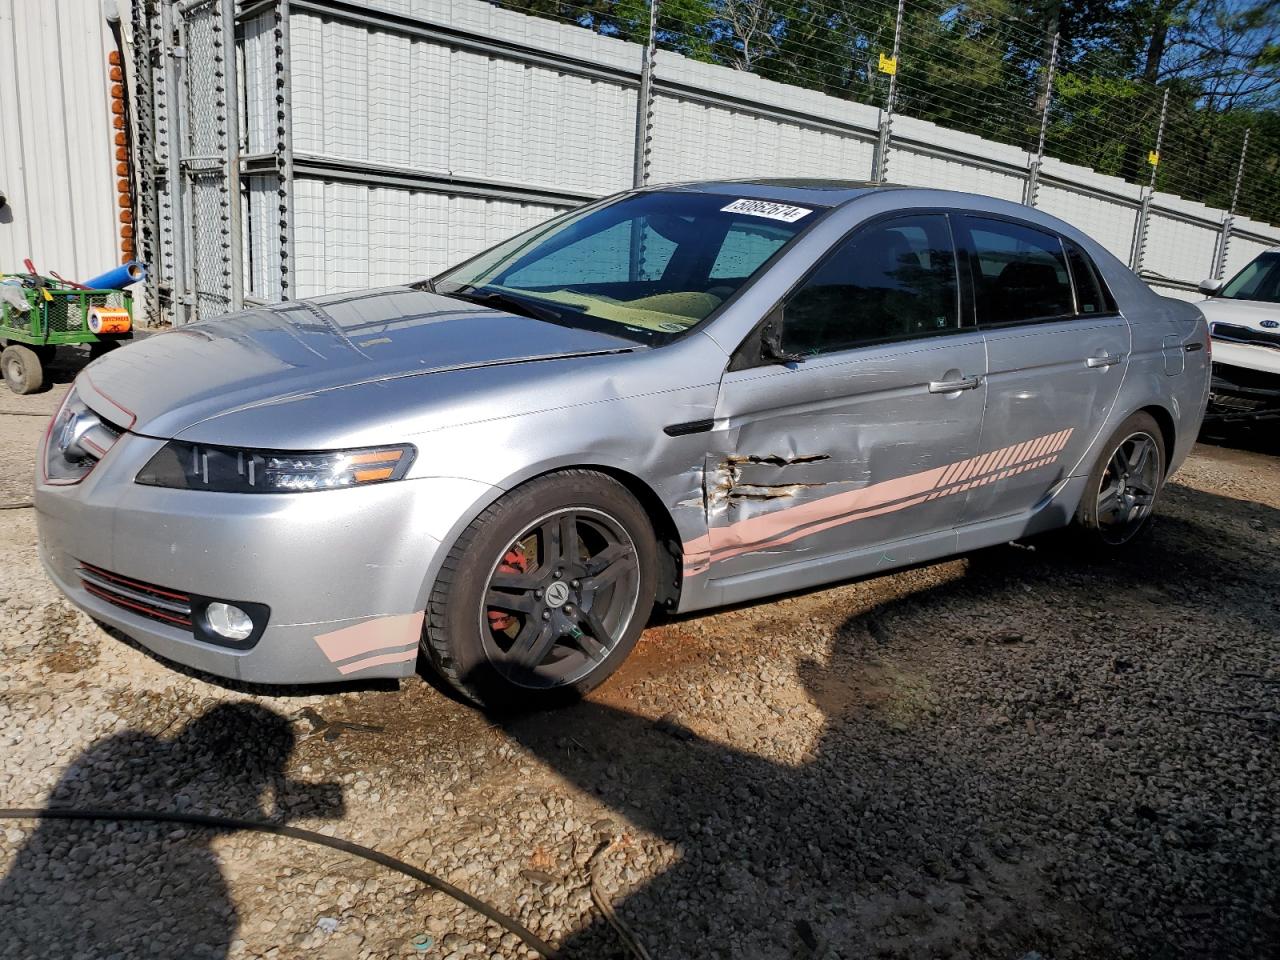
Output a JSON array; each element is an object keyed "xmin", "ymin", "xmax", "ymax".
[
  {"xmin": 423, "ymin": 470, "xmax": 658, "ymax": 709},
  {"xmin": 1074, "ymin": 412, "xmax": 1167, "ymax": 547}
]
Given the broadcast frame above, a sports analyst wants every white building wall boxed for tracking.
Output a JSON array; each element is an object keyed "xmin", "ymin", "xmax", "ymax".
[{"xmin": 0, "ymin": 0, "xmax": 118, "ymax": 281}]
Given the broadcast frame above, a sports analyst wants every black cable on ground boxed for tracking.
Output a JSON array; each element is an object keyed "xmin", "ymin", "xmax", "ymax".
[
  {"xmin": 0, "ymin": 807, "xmax": 563, "ymax": 960},
  {"xmin": 0, "ymin": 410, "xmax": 51, "ymax": 417},
  {"xmin": 1, "ymin": 501, "xmax": 33, "ymax": 510}
]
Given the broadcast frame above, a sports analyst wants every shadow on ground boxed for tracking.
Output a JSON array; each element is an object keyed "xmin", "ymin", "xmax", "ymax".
[
  {"xmin": 0, "ymin": 703, "xmax": 343, "ymax": 959},
  {"xmin": 498, "ymin": 482, "xmax": 1280, "ymax": 959}
]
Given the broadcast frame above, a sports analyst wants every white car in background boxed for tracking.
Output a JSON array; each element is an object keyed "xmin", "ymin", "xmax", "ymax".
[{"xmin": 1199, "ymin": 248, "xmax": 1280, "ymax": 413}]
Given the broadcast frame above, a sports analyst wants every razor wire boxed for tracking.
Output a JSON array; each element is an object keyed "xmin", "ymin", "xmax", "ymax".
[{"xmin": 488, "ymin": 0, "xmax": 1278, "ymax": 226}]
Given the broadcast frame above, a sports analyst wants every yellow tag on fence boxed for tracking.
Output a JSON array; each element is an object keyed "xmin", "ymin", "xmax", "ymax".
[
  {"xmin": 1148, "ymin": 150, "xmax": 1160, "ymax": 166},
  {"xmin": 878, "ymin": 52, "xmax": 898, "ymax": 76}
]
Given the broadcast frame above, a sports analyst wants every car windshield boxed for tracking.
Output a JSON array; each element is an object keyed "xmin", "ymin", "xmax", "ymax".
[
  {"xmin": 1221, "ymin": 251, "xmax": 1280, "ymax": 304},
  {"xmin": 434, "ymin": 191, "xmax": 824, "ymax": 341}
]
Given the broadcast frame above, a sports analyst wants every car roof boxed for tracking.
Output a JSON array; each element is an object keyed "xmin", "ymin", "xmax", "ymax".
[{"xmin": 652, "ymin": 178, "xmax": 905, "ymax": 206}]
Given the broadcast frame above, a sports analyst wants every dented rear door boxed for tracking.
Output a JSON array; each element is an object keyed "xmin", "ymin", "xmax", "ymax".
[{"xmin": 705, "ymin": 334, "xmax": 988, "ymax": 581}]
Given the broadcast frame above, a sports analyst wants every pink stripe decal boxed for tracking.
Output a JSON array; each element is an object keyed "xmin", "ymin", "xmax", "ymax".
[
  {"xmin": 957, "ymin": 454, "xmax": 981, "ymax": 482},
  {"xmin": 315, "ymin": 611, "xmax": 425, "ymax": 663},
  {"xmin": 336, "ymin": 649, "xmax": 418, "ymax": 675},
  {"xmin": 708, "ymin": 463, "xmax": 951, "ymax": 556},
  {"xmin": 688, "ymin": 428, "xmax": 1076, "ymax": 570}
]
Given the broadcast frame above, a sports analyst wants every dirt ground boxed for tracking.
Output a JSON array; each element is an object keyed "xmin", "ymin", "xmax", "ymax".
[{"xmin": 0, "ymin": 350, "xmax": 1276, "ymax": 960}]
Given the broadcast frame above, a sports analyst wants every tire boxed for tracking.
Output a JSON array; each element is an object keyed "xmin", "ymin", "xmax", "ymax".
[
  {"xmin": 2, "ymin": 345, "xmax": 43, "ymax": 394},
  {"xmin": 1074, "ymin": 411, "xmax": 1167, "ymax": 547},
  {"xmin": 423, "ymin": 470, "xmax": 658, "ymax": 710}
]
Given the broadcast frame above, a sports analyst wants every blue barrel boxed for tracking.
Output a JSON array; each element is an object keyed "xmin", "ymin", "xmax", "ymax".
[{"xmin": 83, "ymin": 262, "xmax": 146, "ymax": 291}]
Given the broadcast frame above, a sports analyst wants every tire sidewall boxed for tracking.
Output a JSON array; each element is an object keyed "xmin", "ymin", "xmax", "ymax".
[
  {"xmin": 2, "ymin": 345, "xmax": 42, "ymax": 394},
  {"xmin": 1078, "ymin": 411, "xmax": 1167, "ymax": 547},
  {"xmin": 427, "ymin": 472, "xmax": 659, "ymax": 709}
]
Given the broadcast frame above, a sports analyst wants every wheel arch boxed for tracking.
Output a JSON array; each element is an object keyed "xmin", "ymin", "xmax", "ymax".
[
  {"xmin": 583, "ymin": 464, "xmax": 684, "ymax": 612},
  {"xmin": 423, "ymin": 459, "xmax": 686, "ymax": 616},
  {"xmin": 1136, "ymin": 403, "xmax": 1177, "ymax": 471}
]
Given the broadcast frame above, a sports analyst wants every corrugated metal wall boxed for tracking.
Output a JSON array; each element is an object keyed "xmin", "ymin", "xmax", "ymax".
[
  {"xmin": 0, "ymin": 0, "xmax": 118, "ymax": 281},
  {"xmin": 259, "ymin": 0, "xmax": 1280, "ymax": 307}
]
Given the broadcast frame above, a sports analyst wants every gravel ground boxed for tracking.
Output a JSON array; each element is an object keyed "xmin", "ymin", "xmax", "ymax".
[{"xmin": 0, "ymin": 351, "xmax": 1276, "ymax": 960}]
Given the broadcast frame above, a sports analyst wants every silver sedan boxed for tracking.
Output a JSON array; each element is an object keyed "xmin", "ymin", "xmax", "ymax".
[{"xmin": 36, "ymin": 181, "xmax": 1210, "ymax": 706}]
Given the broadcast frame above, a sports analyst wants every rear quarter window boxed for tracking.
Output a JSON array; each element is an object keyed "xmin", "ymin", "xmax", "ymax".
[{"xmin": 1064, "ymin": 241, "xmax": 1118, "ymax": 315}]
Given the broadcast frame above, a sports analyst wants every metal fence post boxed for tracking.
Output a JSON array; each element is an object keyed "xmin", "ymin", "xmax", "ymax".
[
  {"xmin": 130, "ymin": 0, "xmax": 161, "ymax": 325},
  {"xmin": 871, "ymin": 0, "xmax": 905, "ymax": 183},
  {"xmin": 1024, "ymin": 32, "xmax": 1058, "ymax": 207},
  {"xmin": 220, "ymin": 0, "xmax": 242, "ymax": 312},
  {"xmin": 631, "ymin": 0, "xmax": 659, "ymax": 188},
  {"xmin": 1213, "ymin": 129, "xmax": 1250, "ymax": 280},
  {"xmin": 162, "ymin": 0, "xmax": 192, "ymax": 325},
  {"xmin": 1130, "ymin": 87, "xmax": 1168, "ymax": 273},
  {"xmin": 274, "ymin": 0, "xmax": 295, "ymax": 300}
]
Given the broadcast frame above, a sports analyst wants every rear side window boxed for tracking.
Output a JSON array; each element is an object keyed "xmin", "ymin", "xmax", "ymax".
[
  {"xmin": 963, "ymin": 217, "xmax": 1074, "ymax": 325},
  {"xmin": 1064, "ymin": 241, "xmax": 1117, "ymax": 315},
  {"xmin": 782, "ymin": 214, "xmax": 959, "ymax": 356}
]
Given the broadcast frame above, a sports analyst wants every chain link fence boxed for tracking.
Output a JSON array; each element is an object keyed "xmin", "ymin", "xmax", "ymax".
[{"xmin": 127, "ymin": 0, "xmax": 1280, "ymax": 324}]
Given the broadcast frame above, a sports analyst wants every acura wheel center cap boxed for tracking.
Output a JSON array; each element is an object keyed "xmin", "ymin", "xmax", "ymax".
[{"xmin": 545, "ymin": 581, "xmax": 571, "ymax": 608}]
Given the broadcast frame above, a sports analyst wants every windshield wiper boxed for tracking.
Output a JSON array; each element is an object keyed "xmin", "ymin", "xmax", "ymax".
[{"xmin": 438, "ymin": 288, "xmax": 568, "ymax": 325}]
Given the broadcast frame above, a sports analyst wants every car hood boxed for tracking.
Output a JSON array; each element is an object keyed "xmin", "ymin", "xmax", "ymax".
[
  {"xmin": 1199, "ymin": 296, "xmax": 1280, "ymax": 332},
  {"xmin": 80, "ymin": 287, "xmax": 637, "ymax": 438}
]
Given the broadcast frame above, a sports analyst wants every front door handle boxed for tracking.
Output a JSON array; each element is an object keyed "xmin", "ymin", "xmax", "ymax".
[
  {"xmin": 928, "ymin": 375, "xmax": 982, "ymax": 394},
  {"xmin": 1086, "ymin": 353, "xmax": 1122, "ymax": 368}
]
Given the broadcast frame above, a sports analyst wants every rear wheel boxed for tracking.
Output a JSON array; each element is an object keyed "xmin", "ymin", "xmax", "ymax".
[
  {"xmin": 2, "ymin": 344, "xmax": 43, "ymax": 394},
  {"xmin": 423, "ymin": 470, "xmax": 657, "ymax": 709},
  {"xmin": 1075, "ymin": 412, "xmax": 1166, "ymax": 547}
]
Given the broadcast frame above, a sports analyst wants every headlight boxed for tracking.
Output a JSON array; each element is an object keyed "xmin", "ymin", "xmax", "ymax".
[
  {"xmin": 43, "ymin": 386, "xmax": 123, "ymax": 484},
  {"xmin": 135, "ymin": 441, "xmax": 416, "ymax": 493}
]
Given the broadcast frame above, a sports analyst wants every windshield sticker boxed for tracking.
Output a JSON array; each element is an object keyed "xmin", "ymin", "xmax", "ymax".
[{"xmin": 721, "ymin": 198, "xmax": 813, "ymax": 223}]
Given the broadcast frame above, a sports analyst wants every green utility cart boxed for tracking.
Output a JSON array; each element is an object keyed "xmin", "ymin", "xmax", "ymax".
[{"xmin": 0, "ymin": 275, "xmax": 133, "ymax": 394}]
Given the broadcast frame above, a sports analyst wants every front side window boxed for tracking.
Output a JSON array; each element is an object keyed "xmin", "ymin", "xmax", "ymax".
[
  {"xmin": 1221, "ymin": 252, "xmax": 1280, "ymax": 304},
  {"xmin": 436, "ymin": 192, "xmax": 821, "ymax": 341},
  {"xmin": 781, "ymin": 214, "xmax": 959, "ymax": 356},
  {"xmin": 963, "ymin": 217, "xmax": 1074, "ymax": 325}
]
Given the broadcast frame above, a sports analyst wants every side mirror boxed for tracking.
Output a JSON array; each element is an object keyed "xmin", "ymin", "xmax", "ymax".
[
  {"xmin": 760, "ymin": 312, "xmax": 804, "ymax": 365},
  {"xmin": 1197, "ymin": 278, "xmax": 1224, "ymax": 297}
]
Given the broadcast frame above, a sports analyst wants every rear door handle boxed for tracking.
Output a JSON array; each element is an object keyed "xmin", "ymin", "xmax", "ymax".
[
  {"xmin": 928, "ymin": 375, "xmax": 982, "ymax": 394},
  {"xmin": 1086, "ymin": 353, "xmax": 1122, "ymax": 368}
]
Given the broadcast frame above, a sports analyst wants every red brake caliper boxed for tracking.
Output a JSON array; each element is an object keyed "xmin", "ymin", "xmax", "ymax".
[{"xmin": 487, "ymin": 546, "xmax": 529, "ymax": 633}]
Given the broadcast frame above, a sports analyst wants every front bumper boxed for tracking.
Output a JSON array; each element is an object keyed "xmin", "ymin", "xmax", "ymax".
[
  {"xmin": 36, "ymin": 431, "xmax": 497, "ymax": 684},
  {"xmin": 1211, "ymin": 341, "xmax": 1280, "ymax": 401}
]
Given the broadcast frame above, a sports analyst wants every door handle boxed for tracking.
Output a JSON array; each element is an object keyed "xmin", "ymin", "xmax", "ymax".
[
  {"xmin": 928, "ymin": 375, "xmax": 982, "ymax": 394},
  {"xmin": 1086, "ymin": 353, "xmax": 1122, "ymax": 368}
]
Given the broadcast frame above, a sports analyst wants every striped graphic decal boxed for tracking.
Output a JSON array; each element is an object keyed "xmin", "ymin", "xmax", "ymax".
[
  {"xmin": 314, "ymin": 611, "xmax": 424, "ymax": 675},
  {"xmin": 683, "ymin": 428, "xmax": 1074, "ymax": 577}
]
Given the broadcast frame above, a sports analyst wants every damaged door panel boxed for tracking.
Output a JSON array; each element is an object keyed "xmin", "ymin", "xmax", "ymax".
[{"xmin": 706, "ymin": 334, "xmax": 988, "ymax": 581}]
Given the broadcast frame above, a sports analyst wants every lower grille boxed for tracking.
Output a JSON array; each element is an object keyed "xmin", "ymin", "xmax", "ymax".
[{"xmin": 77, "ymin": 562, "xmax": 193, "ymax": 629}]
